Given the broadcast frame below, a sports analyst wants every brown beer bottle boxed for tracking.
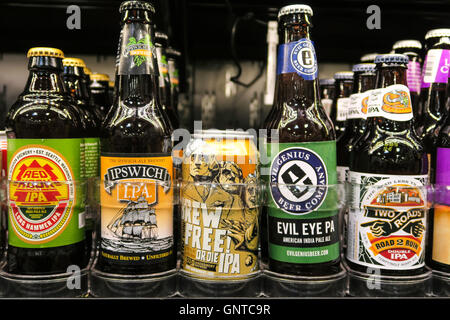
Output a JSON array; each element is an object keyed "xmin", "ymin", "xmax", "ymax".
[
  {"xmin": 329, "ymin": 71, "xmax": 353, "ymax": 140},
  {"xmin": 90, "ymin": 73, "xmax": 112, "ymax": 119},
  {"xmin": 347, "ymin": 54, "xmax": 428, "ymax": 277},
  {"xmin": 416, "ymin": 29, "xmax": 450, "ymax": 183},
  {"xmin": 392, "ymin": 40, "xmax": 423, "ymax": 123},
  {"xmin": 155, "ymin": 31, "xmax": 179, "ymax": 129},
  {"xmin": 98, "ymin": 1, "xmax": 175, "ymax": 275},
  {"xmin": 337, "ymin": 63, "xmax": 376, "ymax": 181},
  {"xmin": 5, "ymin": 47, "xmax": 87, "ymax": 274},
  {"xmin": 263, "ymin": 5, "xmax": 339, "ymax": 276}
]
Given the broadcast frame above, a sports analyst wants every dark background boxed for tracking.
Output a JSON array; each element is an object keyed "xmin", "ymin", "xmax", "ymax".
[{"xmin": 0, "ymin": 0, "xmax": 449, "ymax": 130}]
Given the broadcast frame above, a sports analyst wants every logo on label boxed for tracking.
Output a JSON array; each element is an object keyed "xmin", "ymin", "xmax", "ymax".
[
  {"xmin": 124, "ymin": 35, "xmax": 155, "ymax": 67},
  {"xmin": 8, "ymin": 146, "xmax": 75, "ymax": 244},
  {"xmin": 270, "ymin": 147, "xmax": 328, "ymax": 215},
  {"xmin": 361, "ymin": 95, "xmax": 369, "ymax": 114},
  {"xmin": 290, "ymin": 39, "xmax": 317, "ymax": 77},
  {"xmin": 381, "ymin": 89, "xmax": 412, "ymax": 114},
  {"xmin": 358, "ymin": 180, "xmax": 426, "ymax": 267}
]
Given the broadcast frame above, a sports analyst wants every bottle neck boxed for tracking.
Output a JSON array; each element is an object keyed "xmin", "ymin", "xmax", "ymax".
[
  {"xmin": 24, "ymin": 57, "xmax": 67, "ymax": 95},
  {"xmin": 369, "ymin": 66, "xmax": 414, "ymax": 132},
  {"xmin": 62, "ymin": 66, "xmax": 86, "ymax": 102},
  {"xmin": 274, "ymin": 16, "xmax": 319, "ymax": 111},
  {"xmin": 353, "ymin": 73, "xmax": 376, "ymax": 94},
  {"xmin": 335, "ymin": 79, "xmax": 353, "ymax": 99},
  {"xmin": 115, "ymin": 12, "xmax": 159, "ymax": 108}
]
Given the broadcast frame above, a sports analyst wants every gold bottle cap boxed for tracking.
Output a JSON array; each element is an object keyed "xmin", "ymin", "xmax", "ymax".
[
  {"xmin": 84, "ymin": 67, "xmax": 92, "ymax": 75},
  {"xmin": 108, "ymin": 81, "xmax": 114, "ymax": 88},
  {"xmin": 90, "ymin": 73, "xmax": 110, "ymax": 82},
  {"xmin": 27, "ymin": 47, "xmax": 65, "ymax": 58},
  {"xmin": 62, "ymin": 57, "xmax": 86, "ymax": 68}
]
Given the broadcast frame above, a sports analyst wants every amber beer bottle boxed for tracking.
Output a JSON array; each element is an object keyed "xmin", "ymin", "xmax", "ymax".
[
  {"xmin": 392, "ymin": 40, "xmax": 423, "ymax": 123},
  {"xmin": 329, "ymin": 71, "xmax": 353, "ymax": 140},
  {"xmin": 417, "ymin": 29, "xmax": 450, "ymax": 183},
  {"xmin": 155, "ymin": 31, "xmax": 179, "ymax": 129},
  {"xmin": 263, "ymin": 5, "xmax": 339, "ymax": 276},
  {"xmin": 428, "ymin": 113, "xmax": 450, "ymax": 273},
  {"xmin": 5, "ymin": 47, "xmax": 87, "ymax": 274},
  {"xmin": 337, "ymin": 63, "xmax": 376, "ymax": 181},
  {"xmin": 90, "ymin": 73, "xmax": 112, "ymax": 119},
  {"xmin": 347, "ymin": 54, "xmax": 428, "ymax": 277},
  {"xmin": 62, "ymin": 57, "xmax": 101, "ymax": 254},
  {"xmin": 98, "ymin": 1, "xmax": 175, "ymax": 275}
]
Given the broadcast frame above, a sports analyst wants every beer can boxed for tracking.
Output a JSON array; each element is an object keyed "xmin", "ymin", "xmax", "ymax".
[{"xmin": 180, "ymin": 130, "xmax": 260, "ymax": 280}]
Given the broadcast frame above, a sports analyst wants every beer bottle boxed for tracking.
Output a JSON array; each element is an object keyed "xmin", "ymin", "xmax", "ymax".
[
  {"xmin": 429, "ymin": 113, "xmax": 450, "ymax": 273},
  {"xmin": 166, "ymin": 47, "xmax": 182, "ymax": 119},
  {"xmin": 392, "ymin": 40, "xmax": 423, "ymax": 123},
  {"xmin": 62, "ymin": 57, "xmax": 101, "ymax": 256},
  {"xmin": 263, "ymin": 5, "xmax": 340, "ymax": 276},
  {"xmin": 155, "ymin": 31, "xmax": 179, "ymax": 129},
  {"xmin": 319, "ymin": 78, "xmax": 335, "ymax": 116},
  {"xmin": 5, "ymin": 47, "xmax": 87, "ymax": 274},
  {"xmin": 98, "ymin": 1, "xmax": 175, "ymax": 275},
  {"xmin": 337, "ymin": 63, "xmax": 376, "ymax": 184},
  {"xmin": 417, "ymin": 29, "xmax": 450, "ymax": 183},
  {"xmin": 330, "ymin": 71, "xmax": 353, "ymax": 140},
  {"xmin": 347, "ymin": 54, "xmax": 428, "ymax": 277},
  {"xmin": 108, "ymin": 81, "xmax": 115, "ymax": 106},
  {"xmin": 90, "ymin": 73, "xmax": 112, "ymax": 119}
]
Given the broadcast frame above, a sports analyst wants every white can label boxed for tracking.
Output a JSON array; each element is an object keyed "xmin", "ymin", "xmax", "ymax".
[{"xmin": 346, "ymin": 172, "xmax": 428, "ymax": 270}]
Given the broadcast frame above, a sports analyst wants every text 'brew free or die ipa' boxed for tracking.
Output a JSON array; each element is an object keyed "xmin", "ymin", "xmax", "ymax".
[
  {"xmin": 98, "ymin": 0, "xmax": 175, "ymax": 275},
  {"xmin": 262, "ymin": 4, "xmax": 340, "ymax": 277},
  {"xmin": 347, "ymin": 54, "xmax": 429, "ymax": 277},
  {"xmin": 6, "ymin": 47, "xmax": 88, "ymax": 275}
]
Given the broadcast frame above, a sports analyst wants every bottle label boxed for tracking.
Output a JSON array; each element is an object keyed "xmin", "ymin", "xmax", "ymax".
[
  {"xmin": 180, "ymin": 136, "xmax": 260, "ymax": 279},
  {"xmin": 407, "ymin": 61, "xmax": 422, "ymax": 93},
  {"xmin": 433, "ymin": 147, "xmax": 450, "ymax": 266},
  {"xmin": 336, "ymin": 98, "xmax": 350, "ymax": 122},
  {"xmin": 117, "ymin": 23, "xmax": 157, "ymax": 76},
  {"xmin": 100, "ymin": 154, "xmax": 174, "ymax": 266},
  {"xmin": 347, "ymin": 92, "xmax": 370, "ymax": 120},
  {"xmin": 84, "ymin": 137, "xmax": 100, "ymax": 229},
  {"xmin": 263, "ymin": 141, "xmax": 340, "ymax": 264},
  {"xmin": 347, "ymin": 171, "xmax": 428, "ymax": 270},
  {"xmin": 277, "ymin": 38, "xmax": 318, "ymax": 80},
  {"xmin": 7, "ymin": 138, "xmax": 85, "ymax": 248},
  {"xmin": 168, "ymin": 61, "xmax": 179, "ymax": 88},
  {"xmin": 423, "ymin": 49, "xmax": 450, "ymax": 84},
  {"xmin": 366, "ymin": 84, "xmax": 413, "ymax": 121}
]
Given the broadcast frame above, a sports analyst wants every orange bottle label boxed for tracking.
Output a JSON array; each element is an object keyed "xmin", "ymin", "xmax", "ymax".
[{"xmin": 99, "ymin": 155, "xmax": 174, "ymax": 265}]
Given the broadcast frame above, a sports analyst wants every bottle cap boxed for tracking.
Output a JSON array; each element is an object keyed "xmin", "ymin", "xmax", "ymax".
[
  {"xmin": 319, "ymin": 78, "xmax": 335, "ymax": 86},
  {"xmin": 352, "ymin": 63, "xmax": 376, "ymax": 73},
  {"xmin": 334, "ymin": 71, "xmax": 354, "ymax": 80},
  {"xmin": 360, "ymin": 53, "xmax": 379, "ymax": 63},
  {"xmin": 119, "ymin": 1, "xmax": 155, "ymax": 13},
  {"xmin": 27, "ymin": 47, "xmax": 64, "ymax": 59},
  {"xmin": 374, "ymin": 54, "xmax": 409, "ymax": 65},
  {"xmin": 62, "ymin": 57, "xmax": 86, "ymax": 68},
  {"xmin": 392, "ymin": 40, "xmax": 422, "ymax": 50},
  {"xmin": 109, "ymin": 81, "xmax": 114, "ymax": 88},
  {"xmin": 84, "ymin": 67, "xmax": 92, "ymax": 75},
  {"xmin": 425, "ymin": 28, "xmax": 450, "ymax": 40},
  {"xmin": 90, "ymin": 73, "xmax": 110, "ymax": 82},
  {"xmin": 278, "ymin": 4, "xmax": 313, "ymax": 18}
]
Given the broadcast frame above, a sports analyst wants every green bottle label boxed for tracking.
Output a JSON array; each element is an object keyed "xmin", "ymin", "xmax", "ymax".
[
  {"xmin": 84, "ymin": 137, "xmax": 100, "ymax": 231},
  {"xmin": 7, "ymin": 138, "xmax": 86, "ymax": 248},
  {"xmin": 262, "ymin": 141, "xmax": 340, "ymax": 264}
]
